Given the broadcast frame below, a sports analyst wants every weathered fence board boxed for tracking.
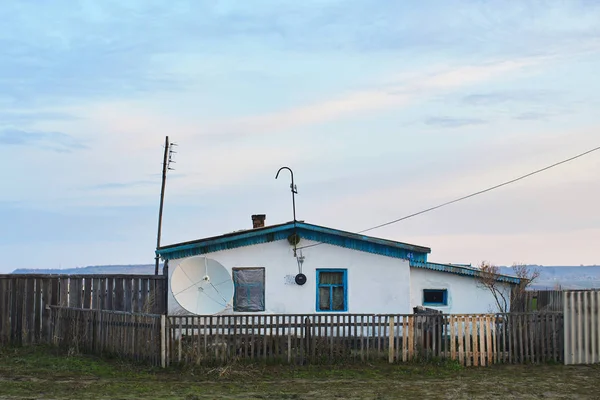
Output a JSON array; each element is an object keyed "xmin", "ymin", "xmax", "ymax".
[
  {"xmin": 512, "ymin": 290, "xmax": 564, "ymax": 312},
  {"xmin": 0, "ymin": 279, "xmax": 8, "ymax": 343},
  {"xmin": 50, "ymin": 306, "xmax": 162, "ymax": 366},
  {"xmin": 564, "ymin": 290, "xmax": 600, "ymax": 365},
  {"xmin": 16, "ymin": 309, "xmax": 565, "ymax": 368},
  {"xmin": 0, "ymin": 274, "xmax": 167, "ymax": 345},
  {"xmin": 165, "ymin": 312, "xmax": 563, "ymax": 367}
]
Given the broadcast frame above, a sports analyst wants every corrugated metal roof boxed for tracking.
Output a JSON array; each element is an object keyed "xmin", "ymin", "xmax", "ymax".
[
  {"xmin": 156, "ymin": 221, "xmax": 518, "ymax": 283},
  {"xmin": 156, "ymin": 221, "xmax": 430, "ymax": 262},
  {"xmin": 410, "ymin": 260, "xmax": 521, "ymax": 284}
]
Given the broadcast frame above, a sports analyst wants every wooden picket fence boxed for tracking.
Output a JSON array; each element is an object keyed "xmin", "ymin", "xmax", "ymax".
[
  {"xmin": 0, "ymin": 274, "xmax": 167, "ymax": 345},
  {"xmin": 446, "ymin": 313, "xmax": 563, "ymax": 365},
  {"xmin": 2, "ymin": 304, "xmax": 565, "ymax": 368},
  {"xmin": 50, "ymin": 306, "xmax": 164, "ymax": 366},
  {"xmin": 166, "ymin": 312, "xmax": 564, "ymax": 366}
]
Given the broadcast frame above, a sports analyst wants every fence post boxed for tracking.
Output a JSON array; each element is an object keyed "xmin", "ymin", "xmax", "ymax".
[
  {"xmin": 304, "ymin": 317, "xmax": 311, "ymax": 364},
  {"xmin": 162, "ymin": 260, "xmax": 169, "ymax": 315},
  {"xmin": 161, "ymin": 314, "xmax": 167, "ymax": 368},
  {"xmin": 45, "ymin": 303, "xmax": 52, "ymax": 343},
  {"xmin": 563, "ymin": 291, "xmax": 569, "ymax": 365},
  {"xmin": 388, "ymin": 316, "xmax": 395, "ymax": 364},
  {"xmin": 47, "ymin": 306, "xmax": 53, "ymax": 345},
  {"xmin": 287, "ymin": 317, "xmax": 292, "ymax": 364},
  {"xmin": 52, "ymin": 306, "xmax": 59, "ymax": 346}
]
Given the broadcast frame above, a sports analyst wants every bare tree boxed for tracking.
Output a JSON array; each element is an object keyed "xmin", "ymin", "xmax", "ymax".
[
  {"xmin": 477, "ymin": 262, "xmax": 509, "ymax": 313},
  {"xmin": 477, "ymin": 261, "xmax": 540, "ymax": 313}
]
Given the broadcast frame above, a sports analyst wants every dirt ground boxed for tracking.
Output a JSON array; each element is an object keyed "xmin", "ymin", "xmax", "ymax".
[{"xmin": 1, "ymin": 346, "xmax": 599, "ymax": 399}]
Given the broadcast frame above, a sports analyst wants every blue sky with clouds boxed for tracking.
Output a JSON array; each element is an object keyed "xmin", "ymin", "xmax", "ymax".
[{"xmin": 1, "ymin": 0, "xmax": 599, "ymax": 272}]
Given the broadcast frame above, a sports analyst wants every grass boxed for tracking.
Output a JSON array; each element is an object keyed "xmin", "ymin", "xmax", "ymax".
[{"xmin": 1, "ymin": 346, "xmax": 600, "ymax": 399}]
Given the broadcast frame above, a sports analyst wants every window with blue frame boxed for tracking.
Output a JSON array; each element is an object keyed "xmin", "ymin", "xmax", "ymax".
[
  {"xmin": 232, "ymin": 267, "xmax": 265, "ymax": 312},
  {"xmin": 316, "ymin": 269, "xmax": 347, "ymax": 312},
  {"xmin": 423, "ymin": 289, "xmax": 448, "ymax": 306}
]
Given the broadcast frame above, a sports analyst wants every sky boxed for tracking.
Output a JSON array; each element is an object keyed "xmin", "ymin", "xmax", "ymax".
[{"xmin": 1, "ymin": 0, "xmax": 599, "ymax": 273}]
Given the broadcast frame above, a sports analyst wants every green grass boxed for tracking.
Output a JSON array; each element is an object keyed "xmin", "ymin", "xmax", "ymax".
[{"xmin": 1, "ymin": 346, "xmax": 600, "ymax": 399}]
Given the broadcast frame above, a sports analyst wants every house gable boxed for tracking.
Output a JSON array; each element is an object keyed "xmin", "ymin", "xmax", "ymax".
[{"xmin": 157, "ymin": 221, "xmax": 431, "ymax": 262}]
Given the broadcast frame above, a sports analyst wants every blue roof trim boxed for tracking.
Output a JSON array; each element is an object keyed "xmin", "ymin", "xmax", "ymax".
[
  {"xmin": 410, "ymin": 260, "xmax": 521, "ymax": 285},
  {"xmin": 293, "ymin": 223, "xmax": 428, "ymax": 262},
  {"xmin": 156, "ymin": 221, "xmax": 521, "ymax": 282},
  {"xmin": 157, "ymin": 226, "xmax": 293, "ymax": 260},
  {"xmin": 156, "ymin": 221, "xmax": 430, "ymax": 262}
]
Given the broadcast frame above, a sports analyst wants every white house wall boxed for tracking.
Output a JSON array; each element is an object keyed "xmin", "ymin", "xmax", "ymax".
[
  {"xmin": 167, "ymin": 238, "xmax": 412, "ymax": 315},
  {"xmin": 409, "ymin": 267, "xmax": 513, "ymax": 314}
]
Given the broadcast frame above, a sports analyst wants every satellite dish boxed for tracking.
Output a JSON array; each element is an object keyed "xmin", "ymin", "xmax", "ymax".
[{"xmin": 171, "ymin": 256, "xmax": 234, "ymax": 315}]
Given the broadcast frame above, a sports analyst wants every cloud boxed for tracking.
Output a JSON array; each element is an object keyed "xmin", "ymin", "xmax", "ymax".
[
  {"xmin": 4, "ymin": 0, "xmax": 585, "ymax": 108},
  {"xmin": 0, "ymin": 3, "xmax": 187, "ymax": 107},
  {"xmin": 74, "ymin": 56, "xmax": 539, "ymax": 167},
  {"xmin": 0, "ymin": 111, "xmax": 77, "ymax": 125},
  {"xmin": 425, "ymin": 117, "xmax": 488, "ymax": 128},
  {"xmin": 87, "ymin": 180, "xmax": 157, "ymax": 190},
  {"xmin": 514, "ymin": 112, "xmax": 551, "ymax": 121},
  {"xmin": 0, "ymin": 128, "xmax": 86, "ymax": 152},
  {"xmin": 198, "ymin": 57, "xmax": 542, "ymax": 138},
  {"xmin": 306, "ymin": 126, "xmax": 600, "ymax": 234},
  {"xmin": 419, "ymin": 60, "xmax": 539, "ymax": 89},
  {"xmin": 408, "ymin": 228, "xmax": 600, "ymax": 267},
  {"xmin": 461, "ymin": 91, "xmax": 575, "ymax": 122},
  {"xmin": 0, "ymin": 1, "xmax": 598, "ymax": 111},
  {"xmin": 0, "ymin": 204, "xmax": 153, "ymax": 246},
  {"xmin": 462, "ymin": 91, "xmax": 553, "ymax": 106},
  {"xmin": 141, "ymin": 1, "xmax": 600, "ymax": 56}
]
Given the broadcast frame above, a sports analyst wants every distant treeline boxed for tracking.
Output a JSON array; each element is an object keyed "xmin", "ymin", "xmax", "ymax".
[
  {"xmin": 11, "ymin": 264, "xmax": 600, "ymax": 290},
  {"xmin": 11, "ymin": 264, "xmax": 157, "ymax": 275}
]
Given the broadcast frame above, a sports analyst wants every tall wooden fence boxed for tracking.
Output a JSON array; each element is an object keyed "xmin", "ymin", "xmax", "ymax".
[
  {"xmin": 512, "ymin": 290, "xmax": 563, "ymax": 312},
  {"xmin": 166, "ymin": 312, "xmax": 563, "ymax": 367},
  {"xmin": 0, "ymin": 274, "xmax": 167, "ymax": 345},
  {"xmin": 564, "ymin": 290, "xmax": 600, "ymax": 365},
  {"xmin": 50, "ymin": 306, "xmax": 163, "ymax": 366}
]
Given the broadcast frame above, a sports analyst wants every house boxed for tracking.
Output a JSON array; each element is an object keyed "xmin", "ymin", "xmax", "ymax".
[{"xmin": 156, "ymin": 215, "xmax": 520, "ymax": 315}]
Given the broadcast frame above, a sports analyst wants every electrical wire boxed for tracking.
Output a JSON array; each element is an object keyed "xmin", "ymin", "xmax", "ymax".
[{"xmin": 297, "ymin": 145, "xmax": 600, "ymax": 250}]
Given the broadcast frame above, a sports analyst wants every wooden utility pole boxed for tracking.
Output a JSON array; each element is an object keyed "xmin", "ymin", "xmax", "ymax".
[{"xmin": 155, "ymin": 136, "xmax": 170, "ymax": 275}]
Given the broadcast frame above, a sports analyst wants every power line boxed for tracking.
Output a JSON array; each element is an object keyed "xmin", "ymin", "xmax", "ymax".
[
  {"xmin": 359, "ymin": 145, "xmax": 600, "ymax": 233},
  {"xmin": 298, "ymin": 144, "xmax": 600, "ymax": 250}
]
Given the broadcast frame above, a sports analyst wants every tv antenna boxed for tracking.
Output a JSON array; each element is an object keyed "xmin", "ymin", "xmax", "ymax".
[
  {"xmin": 275, "ymin": 166, "xmax": 298, "ymax": 222},
  {"xmin": 155, "ymin": 136, "xmax": 177, "ymax": 275},
  {"xmin": 276, "ymin": 167, "xmax": 307, "ymax": 285}
]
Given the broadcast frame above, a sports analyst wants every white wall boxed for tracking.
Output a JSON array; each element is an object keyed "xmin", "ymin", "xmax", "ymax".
[
  {"xmin": 409, "ymin": 267, "xmax": 513, "ymax": 314},
  {"xmin": 167, "ymin": 238, "xmax": 412, "ymax": 315}
]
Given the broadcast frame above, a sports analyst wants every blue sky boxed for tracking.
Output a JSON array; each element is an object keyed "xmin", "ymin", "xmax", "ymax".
[{"xmin": 1, "ymin": 0, "xmax": 599, "ymax": 272}]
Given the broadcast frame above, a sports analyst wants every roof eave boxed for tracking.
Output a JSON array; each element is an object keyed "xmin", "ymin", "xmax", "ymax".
[
  {"xmin": 156, "ymin": 221, "xmax": 431, "ymax": 262},
  {"xmin": 410, "ymin": 260, "xmax": 522, "ymax": 285},
  {"xmin": 295, "ymin": 222, "xmax": 431, "ymax": 254}
]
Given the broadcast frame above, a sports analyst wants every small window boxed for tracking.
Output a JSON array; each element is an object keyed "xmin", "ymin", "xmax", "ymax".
[
  {"xmin": 316, "ymin": 269, "xmax": 347, "ymax": 312},
  {"xmin": 423, "ymin": 289, "xmax": 448, "ymax": 306},
  {"xmin": 232, "ymin": 268, "xmax": 265, "ymax": 312}
]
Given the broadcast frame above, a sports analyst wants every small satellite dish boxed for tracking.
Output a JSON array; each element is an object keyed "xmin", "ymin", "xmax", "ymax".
[
  {"xmin": 171, "ymin": 256, "xmax": 234, "ymax": 315},
  {"xmin": 295, "ymin": 273, "xmax": 307, "ymax": 285}
]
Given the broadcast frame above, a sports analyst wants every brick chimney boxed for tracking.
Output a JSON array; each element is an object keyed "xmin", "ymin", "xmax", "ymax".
[{"xmin": 251, "ymin": 214, "xmax": 266, "ymax": 229}]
